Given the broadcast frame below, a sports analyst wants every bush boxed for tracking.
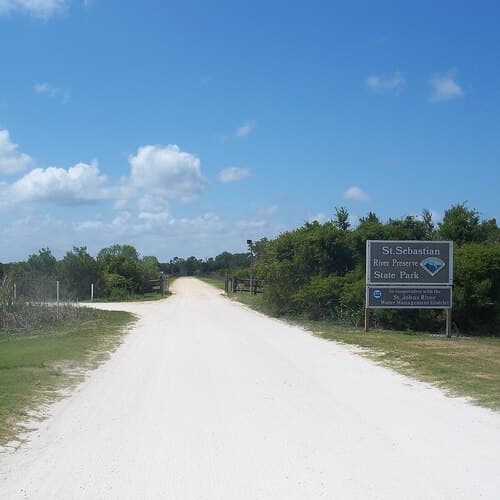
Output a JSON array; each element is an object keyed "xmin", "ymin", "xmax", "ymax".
[
  {"xmin": 453, "ymin": 243, "xmax": 500, "ymax": 333},
  {"xmin": 255, "ymin": 206, "xmax": 500, "ymax": 335},
  {"xmin": 293, "ymin": 275, "xmax": 344, "ymax": 320}
]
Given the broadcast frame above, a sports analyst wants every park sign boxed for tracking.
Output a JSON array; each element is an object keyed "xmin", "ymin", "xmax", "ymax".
[
  {"xmin": 366, "ymin": 240, "xmax": 453, "ymax": 286},
  {"xmin": 365, "ymin": 240, "xmax": 453, "ymax": 334}
]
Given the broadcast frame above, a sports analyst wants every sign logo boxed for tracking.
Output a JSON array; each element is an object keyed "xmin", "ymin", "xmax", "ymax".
[
  {"xmin": 420, "ymin": 257, "xmax": 446, "ymax": 277},
  {"xmin": 373, "ymin": 289, "xmax": 382, "ymax": 299}
]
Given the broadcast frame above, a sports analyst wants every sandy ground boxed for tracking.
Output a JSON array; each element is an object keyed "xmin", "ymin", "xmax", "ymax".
[{"xmin": 1, "ymin": 277, "xmax": 499, "ymax": 499}]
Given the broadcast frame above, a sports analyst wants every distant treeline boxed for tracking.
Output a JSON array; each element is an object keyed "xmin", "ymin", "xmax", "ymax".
[
  {"xmin": 251, "ymin": 204, "xmax": 500, "ymax": 335},
  {"xmin": 159, "ymin": 252, "xmax": 250, "ymax": 277},
  {"xmin": 0, "ymin": 245, "xmax": 163, "ymax": 301},
  {"xmin": 0, "ymin": 245, "xmax": 250, "ymax": 301},
  {"xmin": 1, "ymin": 203, "xmax": 498, "ymax": 334}
]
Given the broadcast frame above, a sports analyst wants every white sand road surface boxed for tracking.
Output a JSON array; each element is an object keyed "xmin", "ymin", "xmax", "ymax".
[{"xmin": 1, "ymin": 277, "xmax": 500, "ymax": 499}]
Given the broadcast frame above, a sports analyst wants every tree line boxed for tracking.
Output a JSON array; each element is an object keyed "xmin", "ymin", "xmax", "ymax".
[
  {"xmin": 1, "ymin": 202, "xmax": 498, "ymax": 333},
  {"xmin": 0, "ymin": 245, "xmax": 250, "ymax": 301},
  {"xmin": 0, "ymin": 245, "xmax": 161, "ymax": 301},
  {"xmin": 251, "ymin": 203, "xmax": 499, "ymax": 335}
]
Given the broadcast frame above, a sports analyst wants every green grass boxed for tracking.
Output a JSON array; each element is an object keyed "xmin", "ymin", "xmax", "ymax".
[
  {"xmin": 200, "ymin": 277, "xmax": 500, "ymax": 412},
  {"xmin": 88, "ymin": 291, "xmax": 170, "ymax": 303},
  {"xmin": 0, "ymin": 308, "xmax": 134, "ymax": 445},
  {"xmin": 198, "ymin": 276, "xmax": 226, "ymax": 291}
]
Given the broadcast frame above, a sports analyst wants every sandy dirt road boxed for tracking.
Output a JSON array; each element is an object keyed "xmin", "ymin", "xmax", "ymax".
[{"xmin": 1, "ymin": 277, "xmax": 500, "ymax": 499}]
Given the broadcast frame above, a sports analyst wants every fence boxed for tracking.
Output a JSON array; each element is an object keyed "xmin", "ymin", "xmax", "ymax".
[
  {"xmin": 1, "ymin": 277, "xmax": 87, "ymax": 332},
  {"xmin": 12, "ymin": 278, "xmax": 82, "ymax": 304},
  {"xmin": 225, "ymin": 277, "xmax": 264, "ymax": 294},
  {"xmin": 142, "ymin": 276, "xmax": 169, "ymax": 295}
]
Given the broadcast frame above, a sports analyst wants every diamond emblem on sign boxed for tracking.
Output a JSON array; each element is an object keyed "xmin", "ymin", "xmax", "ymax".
[{"xmin": 420, "ymin": 257, "xmax": 446, "ymax": 277}]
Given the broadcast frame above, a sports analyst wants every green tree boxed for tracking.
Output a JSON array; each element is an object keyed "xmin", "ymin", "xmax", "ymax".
[
  {"xmin": 27, "ymin": 248, "xmax": 57, "ymax": 277},
  {"xmin": 333, "ymin": 206, "xmax": 350, "ymax": 231},
  {"xmin": 59, "ymin": 246, "xmax": 99, "ymax": 299},
  {"xmin": 97, "ymin": 244, "xmax": 141, "ymax": 296},
  {"xmin": 438, "ymin": 203, "xmax": 498, "ymax": 245},
  {"xmin": 138, "ymin": 256, "xmax": 160, "ymax": 292}
]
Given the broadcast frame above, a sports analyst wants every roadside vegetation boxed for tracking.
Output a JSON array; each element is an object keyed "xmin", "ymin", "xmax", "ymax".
[
  {"xmin": 0, "ymin": 244, "xmax": 167, "ymax": 302},
  {"xmin": 165, "ymin": 204, "xmax": 500, "ymax": 336},
  {"xmin": 0, "ymin": 307, "xmax": 134, "ymax": 445},
  {"xmin": 252, "ymin": 203, "xmax": 499, "ymax": 336}
]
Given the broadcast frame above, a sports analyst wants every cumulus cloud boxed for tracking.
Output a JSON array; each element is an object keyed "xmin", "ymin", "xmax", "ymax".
[
  {"xmin": 366, "ymin": 72, "xmax": 405, "ymax": 93},
  {"xmin": 10, "ymin": 160, "xmax": 108, "ymax": 204},
  {"xmin": 136, "ymin": 194, "xmax": 169, "ymax": 214},
  {"xmin": 343, "ymin": 186, "xmax": 370, "ymax": 202},
  {"xmin": 217, "ymin": 166, "xmax": 251, "ymax": 183},
  {"xmin": 429, "ymin": 70, "xmax": 464, "ymax": 102},
  {"xmin": 235, "ymin": 120, "xmax": 256, "ymax": 137},
  {"xmin": 129, "ymin": 144, "xmax": 206, "ymax": 201},
  {"xmin": 0, "ymin": 0, "xmax": 67, "ymax": 18},
  {"xmin": 0, "ymin": 129, "xmax": 32, "ymax": 174},
  {"xmin": 73, "ymin": 211, "xmax": 226, "ymax": 254},
  {"xmin": 34, "ymin": 82, "xmax": 71, "ymax": 104}
]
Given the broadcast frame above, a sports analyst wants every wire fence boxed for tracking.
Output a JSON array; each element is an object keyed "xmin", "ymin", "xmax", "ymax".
[
  {"xmin": 0, "ymin": 277, "xmax": 92, "ymax": 333},
  {"xmin": 12, "ymin": 279, "xmax": 82, "ymax": 303}
]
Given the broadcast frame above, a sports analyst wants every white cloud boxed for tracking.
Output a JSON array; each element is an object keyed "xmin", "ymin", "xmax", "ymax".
[
  {"xmin": 113, "ymin": 198, "xmax": 129, "ymax": 211},
  {"xmin": 366, "ymin": 72, "xmax": 405, "ymax": 93},
  {"xmin": 73, "ymin": 211, "xmax": 226, "ymax": 255},
  {"xmin": 429, "ymin": 70, "xmax": 464, "ymax": 102},
  {"xmin": 129, "ymin": 144, "xmax": 206, "ymax": 201},
  {"xmin": 235, "ymin": 120, "xmax": 256, "ymax": 137},
  {"xmin": 343, "ymin": 186, "xmax": 370, "ymax": 202},
  {"xmin": 0, "ymin": 129, "xmax": 32, "ymax": 174},
  {"xmin": 10, "ymin": 160, "xmax": 108, "ymax": 204},
  {"xmin": 0, "ymin": 0, "xmax": 67, "ymax": 18},
  {"xmin": 219, "ymin": 120, "xmax": 257, "ymax": 142},
  {"xmin": 34, "ymin": 82, "xmax": 71, "ymax": 104},
  {"xmin": 254, "ymin": 204, "xmax": 277, "ymax": 217},
  {"xmin": 136, "ymin": 194, "xmax": 169, "ymax": 214},
  {"xmin": 237, "ymin": 218, "xmax": 267, "ymax": 228},
  {"xmin": 0, "ymin": 203, "xmax": 286, "ymax": 261},
  {"xmin": 217, "ymin": 166, "xmax": 251, "ymax": 183}
]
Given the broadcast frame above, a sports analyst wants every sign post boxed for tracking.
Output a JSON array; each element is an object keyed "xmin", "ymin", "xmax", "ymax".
[{"xmin": 365, "ymin": 240, "xmax": 453, "ymax": 336}]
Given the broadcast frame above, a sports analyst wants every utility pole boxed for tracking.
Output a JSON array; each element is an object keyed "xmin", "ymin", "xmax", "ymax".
[{"xmin": 247, "ymin": 239, "xmax": 254, "ymax": 294}]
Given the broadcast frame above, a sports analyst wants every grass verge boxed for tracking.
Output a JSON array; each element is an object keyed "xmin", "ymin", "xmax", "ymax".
[
  {"xmin": 0, "ymin": 308, "xmax": 134, "ymax": 446},
  {"xmin": 201, "ymin": 277, "xmax": 500, "ymax": 412},
  {"xmin": 88, "ymin": 291, "xmax": 170, "ymax": 303},
  {"xmin": 198, "ymin": 276, "xmax": 226, "ymax": 291}
]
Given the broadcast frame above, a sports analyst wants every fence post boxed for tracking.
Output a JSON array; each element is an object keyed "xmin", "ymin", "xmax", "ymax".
[
  {"xmin": 56, "ymin": 280, "xmax": 60, "ymax": 315},
  {"xmin": 91, "ymin": 283, "xmax": 94, "ymax": 302},
  {"xmin": 446, "ymin": 308, "xmax": 452, "ymax": 338},
  {"xmin": 13, "ymin": 283, "xmax": 17, "ymax": 300}
]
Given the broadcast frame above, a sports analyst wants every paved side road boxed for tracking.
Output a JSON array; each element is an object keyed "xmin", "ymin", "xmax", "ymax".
[{"xmin": 1, "ymin": 277, "xmax": 499, "ymax": 499}]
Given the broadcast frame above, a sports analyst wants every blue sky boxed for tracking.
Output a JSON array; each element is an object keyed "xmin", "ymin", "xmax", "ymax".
[{"xmin": 0, "ymin": 1, "xmax": 499, "ymax": 261}]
